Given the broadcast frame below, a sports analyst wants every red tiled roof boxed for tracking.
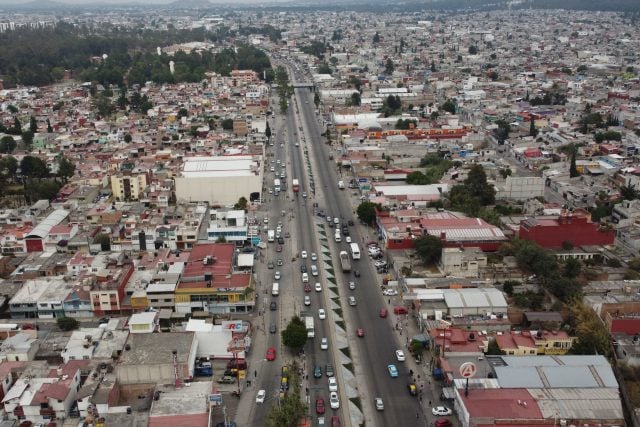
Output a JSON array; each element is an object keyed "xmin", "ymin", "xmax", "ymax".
[
  {"xmin": 460, "ymin": 388, "xmax": 543, "ymax": 420},
  {"xmin": 182, "ymin": 243, "xmax": 235, "ymax": 278}
]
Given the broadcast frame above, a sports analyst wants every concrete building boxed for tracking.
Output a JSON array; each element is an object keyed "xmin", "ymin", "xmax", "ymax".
[
  {"xmin": 111, "ymin": 173, "xmax": 148, "ymax": 202},
  {"xmin": 9, "ymin": 277, "xmax": 74, "ymax": 319},
  {"xmin": 0, "ymin": 333, "xmax": 39, "ymax": 361},
  {"xmin": 174, "ymin": 156, "xmax": 262, "ymax": 206},
  {"xmin": 115, "ymin": 332, "xmax": 197, "ymax": 385},
  {"xmin": 206, "ymin": 209, "xmax": 249, "ymax": 243},
  {"xmin": 495, "ymin": 176, "xmax": 545, "ymax": 201},
  {"xmin": 148, "ymin": 380, "xmax": 212, "ymax": 427},
  {"xmin": 519, "ymin": 210, "xmax": 615, "ymax": 249},
  {"xmin": 439, "ymin": 247, "xmax": 487, "ymax": 277},
  {"xmin": 128, "ymin": 312, "xmax": 159, "ymax": 334}
]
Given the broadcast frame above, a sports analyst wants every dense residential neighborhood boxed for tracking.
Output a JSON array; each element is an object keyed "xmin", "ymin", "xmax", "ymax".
[{"xmin": 0, "ymin": 3, "xmax": 639, "ymax": 427}]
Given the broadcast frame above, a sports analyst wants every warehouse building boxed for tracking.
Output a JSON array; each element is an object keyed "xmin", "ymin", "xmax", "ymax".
[{"xmin": 174, "ymin": 156, "xmax": 262, "ymax": 206}]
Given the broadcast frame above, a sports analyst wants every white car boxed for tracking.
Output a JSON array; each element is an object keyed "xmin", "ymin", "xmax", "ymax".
[
  {"xmin": 274, "ymin": 271, "xmax": 281, "ymax": 280},
  {"xmin": 311, "ymin": 252, "xmax": 317, "ymax": 261},
  {"xmin": 395, "ymin": 350, "xmax": 406, "ymax": 361},
  {"xmin": 345, "ymin": 236, "xmax": 351, "ymax": 243},
  {"xmin": 320, "ymin": 338, "xmax": 328, "ymax": 350},
  {"xmin": 304, "ymin": 296, "xmax": 311, "ymax": 306},
  {"xmin": 318, "ymin": 309, "xmax": 326, "ymax": 320},
  {"xmin": 329, "ymin": 391, "xmax": 340, "ymax": 409},
  {"xmin": 383, "ymin": 289, "xmax": 398, "ymax": 296},
  {"xmin": 432, "ymin": 406, "xmax": 452, "ymax": 416},
  {"xmin": 348, "ymin": 281, "xmax": 356, "ymax": 290},
  {"xmin": 256, "ymin": 389, "xmax": 266, "ymax": 404},
  {"xmin": 374, "ymin": 260, "xmax": 387, "ymax": 268},
  {"xmin": 301, "ymin": 251, "xmax": 308, "ymax": 259},
  {"xmin": 328, "ymin": 377, "xmax": 338, "ymax": 392},
  {"xmin": 375, "ymin": 397, "xmax": 384, "ymax": 411},
  {"xmin": 315, "ymin": 282, "xmax": 322, "ymax": 292}
]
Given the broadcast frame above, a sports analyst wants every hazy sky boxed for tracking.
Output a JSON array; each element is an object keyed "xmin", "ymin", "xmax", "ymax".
[{"xmin": 0, "ymin": 0, "xmax": 181, "ymax": 4}]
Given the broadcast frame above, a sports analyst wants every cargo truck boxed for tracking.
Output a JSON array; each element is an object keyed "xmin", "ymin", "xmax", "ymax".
[
  {"xmin": 305, "ymin": 316, "xmax": 315, "ymax": 338},
  {"xmin": 292, "ymin": 179, "xmax": 300, "ymax": 193}
]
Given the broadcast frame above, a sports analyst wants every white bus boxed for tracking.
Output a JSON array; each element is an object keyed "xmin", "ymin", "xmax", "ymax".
[
  {"xmin": 272, "ymin": 283, "xmax": 279, "ymax": 296},
  {"xmin": 350, "ymin": 243, "xmax": 361, "ymax": 260}
]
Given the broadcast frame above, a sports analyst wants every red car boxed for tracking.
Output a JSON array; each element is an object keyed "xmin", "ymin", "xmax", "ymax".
[
  {"xmin": 379, "ymin": 308, "xmax": 388, "ymax": 318},
  {"xmin": 304, "ymin": 283, "xmax": 312, "ymax": 292},
  {"xmin": 356, "ymin": 328, "xmax": 365, "ymax": 337},
  {"xmin": 266, "ymin": 347, "xmax": 276, "ymax": 361},
  {"xmin": 393, "ymin": 306, "xmax": 408, "ymax": 315},
  {"xmin": 315, "ymin": 396, "xmax": 325, "ymax": 414},
  {"xmin": 434, "ymin": 420, "xmax": 452, "ymax": 427},
  {"xmin": 276, "ymin": 245, "xmax": 283, "ymax": 252},
  {"xmin": 331, "ymin": 415, "xmax": 341, "ymax": 427}
]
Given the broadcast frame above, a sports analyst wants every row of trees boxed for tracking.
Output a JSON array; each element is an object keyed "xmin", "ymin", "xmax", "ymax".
[{"xmin": 0, "ymin": 23, "xmax": 274, "ymax": 88}]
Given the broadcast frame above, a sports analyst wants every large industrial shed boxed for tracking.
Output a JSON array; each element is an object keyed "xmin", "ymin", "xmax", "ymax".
[
  {"xmin": 174, "ymin": 156, "xmax": 262, "ymax": 206},
  {"xmin": 444, "ymin": 288, "xmax": 508, "ymax": 317},
  {"xmin": 115, "ymin": 332, "xmax": 197, "ymax": 385}
]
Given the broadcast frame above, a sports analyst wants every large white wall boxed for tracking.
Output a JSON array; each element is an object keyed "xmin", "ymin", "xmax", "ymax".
[{"xmin": 175, "ymin": 175, "xmax": 262, "ymax": 206}]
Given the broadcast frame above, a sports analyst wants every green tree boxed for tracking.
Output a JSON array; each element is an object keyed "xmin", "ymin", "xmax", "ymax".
[
  {"xmin": 486, "ymin": 339, "xmax": 503, "ymax": 355},
  {"xmin": 124, "ymin": 134, "xmax": 132, "ymax": 143},
  {"xmin": 529, "ymin": 119, "xmax": 538, "ymax": 137},
  {"xmin": 349, "ymin": 92, "xmax": 361, "ymax": 107},
  {"xmin": 468, "ymin": 45, "xmax": 478, "ymax": 54},
  {"xmin": 20, "ymin": 156, "xmax": 49, "ymax": 178},
  {"xmin": 414, "ymin": 234, "xmax": 443, "ymax": 265},
  {"xmin": 21, "ymin": 131, "xmax": 34, "ymax": 148},
  {"xmin": 0, "ymin": 136, "xmax": 17, "ymax": 154},
  {"xmin": 265, "ymin": 121, "xmax": 272, "ymax": 141},
  {"xmin": 569, "ymin": 146, "xmax": 580, "ymax": 178},
  {"xmin": 567, "ymin": 300, "xmax": 611, "ymax": 357},
  {"xmin": 314, "ymin": 92, "xmax": 320, "ymax": 108},
  {"xmin": 406, "ymin": 171, "xmax": 431, "ymax": 185},
  {"xmin": 563, "ymin": 257, "xmax": 582, "ymax": 278},
  {"xmin": 221, "ymin": 119, "xmax": 234, "ymax": 130},
  {"xmin": 494, "ymin": 119, "xmax": 511, "ymax": 144},
  {"xmin": 441, "ymin": 99, "xmax": 457, "ymax": 114},
  {"xmin": 57, "ymin": 157, "xmax": 76, "ymax": 183},
  {"xmin": 29, "ymin": 116, "xmax": 38, "ymax": 133},
  {"xmin": 266, "ymin": 360, "xmax": 307, "ymax": 427},
  {"xmin": 234, "ymin": 196, "xmax": 248, "ymax": 210},
  {"xmin": 282, "ymin": 316, "xmax": 307, "ymax": 352},
  {"xmin": 384, "ymin": 58, "xmax": 395, "ymax": 75},
  {"xmin": 57, "ymin": 317, "xmax": 79, "ymax": 331},
  {"xmin": 0, "ymin": 156, "xmax": 18, "ymax": 182},
  {"xmin": 356, "ymin": 201, "xmax": 378, "ymax": 226},
  {"xmin": 373, "ymin": 32, "xmax": 381, "ymax": 43},
  {"xmin": 177, "ymin": 107, "xmax": 188, "ymax": 119},
  {"xmin": 465, "ymin": 164, "xmax": 496, "ymax": 205},
  {"xmin": 46, "ymin": 119, "xmax": 53, "ymax": 133},
  {"xmin": 502, "ymin": 281, "xmax": 515, "ymax": 296},
  {"xmin": 619, "ymin": 184, "xmax": 638, "ymax": 201}
]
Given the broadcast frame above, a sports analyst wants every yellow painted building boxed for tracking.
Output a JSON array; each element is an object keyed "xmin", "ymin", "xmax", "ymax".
[{"xmin": 111, "ymin": 173, "xmax": 148, "ymax": 201}]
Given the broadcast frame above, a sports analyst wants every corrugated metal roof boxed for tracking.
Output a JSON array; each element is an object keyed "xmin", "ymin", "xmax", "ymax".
[
  {"xmin": 26, "ymin": 209, "xmax": 69, "ymax": 239},
  {"xmin": 532, "ymin": 388, "xmax": 623, "ymax": 420},
  {"xmin": 443, "ymin": 288, "xmax": 508, "ymax": 310},
  {"xmin": 544, "ymin": 366, "xmax": 599, "ymax": 388},
  {"xmin": 495, "ymin": 367, "xmax": 544, "ymax": 388}
]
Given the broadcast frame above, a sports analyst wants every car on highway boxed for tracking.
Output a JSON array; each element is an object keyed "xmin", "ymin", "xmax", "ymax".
[
  {"xmin": 345, "ymin": 236, "xmax": 351, "ymax": 243},
  {"xmin": 328, "ymin": 376, "xmax": 338, "ymax": 392},
  {"xmin": 217, "ymin": 376, "xmax": 235, "ymax": 384},
  {"xmin": 302, "ymin": 192, "xmax": 307, "ymax": 198},
  {"xmin": 274, "ymin": 271, "xmax": 281, "ymax": 280},
  {"xmin": 270, "ymin": 301, "xmax": 277, "ymax": 311},
  {"xmin": 311, "ymin": 252, "xmax": 317, "ymax": 261},
  {"xmin": 393, "ymin": 306, "xmax": 408, "ymax": 315},
  {"xmin": 275, "ymin": 244, "xmax": 282, "ymax": 252},
  {"xmin": 315, "ymin": 396, "xmax": 325, "ymax": 414},
  {"xmin": 300, "ymin": 264, "xmax": 307, "ymax": 273},
  {"xmin": 387, "ymin": 364, "xmax": 399, "ymax": 378},
  {"xmin": 325, "ymin": 364, "xmax": 334, "ymax": 377},
  {"xmin": 318, "ymin": 309, "xmax": 326, "ymax": 320},
  {"xmin": 348, "ymin": 220, "xmax": 354, "ymax": 226},
  {"xmin": 311, "ymin": 265, "xmax": 318, "ymax": 276},
  {"xmin": 356, "ymin": 328, "xmax": 365, "ymax": 337},
  {"xmin": 266, "ymin": 347, "xmax": 276, "ymax": 361},
  {"xmin": 407, "ymin": 382, "xmax": 418, "ymax": 396},
  {"xmin": 320, "ymin": 338, "xmax": 328, "ymax": 350},
  {"xmin": 304, "ymin": 296, "xmax": 311, "ymax": 306},
  {"xmin": 304, "ymin": 283, "xmax": 312, "ymax": 292},
  {"xmin": 277, "ymin": 236, "xmax": 285, "ymax": 244},
  {"xmin": 301, "ymin": 250, "xmax": 308, "ymax": 259},
  {"xmin": 277, "ymin": 259, "xmax": 283, "ymax": 266},
  {"xmin": 374, "ymin": 260, "xmax": 387, "ymax": 268},
  {"xmin": 434, "ymin": 420, "xmax": 452, "ymax": 427},
  {"xmin": 314, "ymin": 365, "xmax": 322, "ymax": 378},
  {"xmin": 315, "ymin": 282, "xmax": 322, "ymax": 292},
  {"xmin": 331, "ymin": 416, "xmax": 341, "ymax": 427},
  {"xmin": 329, "ymin": 392, "xmax": 340, "ymax": 409},
  {"xmin": 348, "ymin": 296, "xmax": 357, "ymax": 306},
  {"xmin": 374, "ymin": 397, "xmax": 384, "ymax": 411},
  {"xmin": 348, "ymin": 281, "xmax": 356, "ymax": 290},
  {"xmin": 395, "ymin": 350, "xmax": 406, "ymax": 361},
  {"xmin": 302, "ymin": 272, "xmax": 309, "ymax": 283},
  {"xmin": 432, "ymin": 406, "xmax": 453, "ymax": 416},
  {"xmin": 267, "ymin": 261, "xmax": 275, "ymax": 269},
  {"xmin": 269, "ymin": 323, "xmax": 277, "ymax": 334},
  {"xmin": 379, "ymin": 308, "xmax": 388, "ymax": 318},
  {"xmin": 256, "ymin": 390, "xmax": 266, "ymax": 404},
  {"xmin": 354, "ymin": 270, "xmax": 361, "ymax": 277}
]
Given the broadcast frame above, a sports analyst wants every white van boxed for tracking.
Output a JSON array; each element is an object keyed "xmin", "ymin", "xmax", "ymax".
[
  {"xmin": 302, "ymin": 272, "xmax": 309, "ymax": 283},
  {"xmin": 272, "ymin": 283, "xmax": 279, "ymax": 296}
]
